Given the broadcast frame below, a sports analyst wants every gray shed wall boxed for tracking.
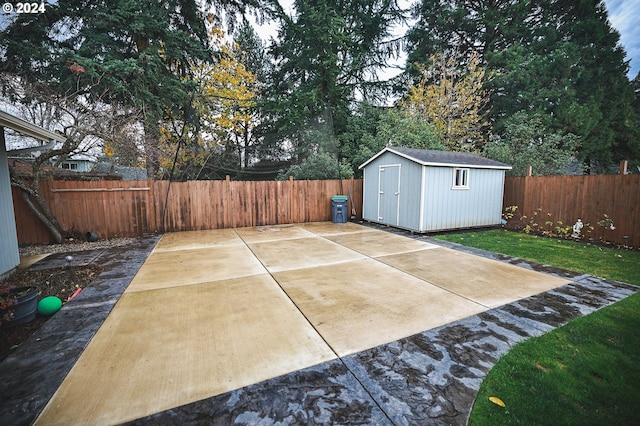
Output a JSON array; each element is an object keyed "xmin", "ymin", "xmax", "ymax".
[
  {"xmin": 421, "ymin": 166, "xmax": 505, "ymax": 231},
  {"xmin": 362, "ymin": 151, "xmax": 506, "ymax": 232},
  {"xmin": 362, "ymin": 151, "xmax": 423, "ymax": 230},
  {"xmin": 0, "ymin": 140, "xmax": 19, "ymax": 275}
]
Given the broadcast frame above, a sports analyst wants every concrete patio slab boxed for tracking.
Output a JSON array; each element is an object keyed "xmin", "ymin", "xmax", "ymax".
[
  {"xmin": 234, "ymin": 224, "xmax": 316, "ymax": 243},
  {"xmin": 324, "ymin": 229, "xmax": 440, "ymax": 257},
  {"xmin": 35, "ymin": 274, "xmax": 335, "ymax": 426},
  {"xmin": 247, "ymin": 236, "xmax": 367, "ymax": 273},
  {"xmin": 378, "ymin": 247, "xmax": 571, "ymax": 308},
  {"xmin": 299, "ymin": 221, "xmax": 371, "ymax": 236},
  {"xmin": 153, "ymin": 228, "xmax": 242, "ymax": 252},
  {"xmin": 6, "ymin": 222, "xmax": 619, "ymax": 426},
  {"xmin": 124, "ymin": 278, "xmax": 637, "ymax": 426},
  {"xmin": 126, "ymin": 245, "xmax": 266, "ymax": 292},
  {"xmin": 273, "ymin": 258, "xmax": 486, "ymax": 356}
]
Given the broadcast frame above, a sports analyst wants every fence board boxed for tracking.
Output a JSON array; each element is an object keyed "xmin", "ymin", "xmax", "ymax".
[{"xmin": 503, "ymin": 174, "xmax": 640, "ymax": 246}]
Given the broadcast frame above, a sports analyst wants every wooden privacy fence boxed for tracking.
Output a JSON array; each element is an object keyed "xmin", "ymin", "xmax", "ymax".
[
  {"xmin": 12, "ymin": 177, "xmax": 364, "ymax": 244},
  {"xmin": 12, "ymin": 174, "xmax": 639, "ymax": 246},
  {"xmin": 503, "ymin": 174, "xmax": 640, "ymax": 247}
]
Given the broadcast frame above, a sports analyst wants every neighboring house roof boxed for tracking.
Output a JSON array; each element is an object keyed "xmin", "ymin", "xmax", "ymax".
[
  {"xmin": 58, "ymin": 154, "xmax": 95, "ymax": 162},
  {"xmin": 9, "ymin": 157, "xmax": 58, "ymax": 176},
  {"xmin": 9, "ymin": 158, "xmax": 122, "ymax": 181},
  {"xmin": 114, "ymin": 166, "xmax": 147, "ymax": 181},
  {"xmin": 359, "ymin": 146, "xmax": 512, "ymax": 170},
  {"xmin": 93, "ymin": 162, "xmax": 148, "ymax": 180}
]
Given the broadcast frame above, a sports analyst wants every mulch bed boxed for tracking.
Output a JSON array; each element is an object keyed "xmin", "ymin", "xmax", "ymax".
[{"xmin": 0, "ymin": 265, "xmax": 101, "ymax": 362}]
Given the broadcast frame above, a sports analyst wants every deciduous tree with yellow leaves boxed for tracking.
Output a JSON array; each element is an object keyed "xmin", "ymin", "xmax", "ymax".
[
  {"xmin": 199, "ymin": 27, "xmax": 260, "ymax": 170},
  {"xmin": 400, "ymin": 50, "xmax": 490, "ymax": 152},
  {"xmin": 158, "ymin": 27, "xmax": 260, "ymax": 179}
]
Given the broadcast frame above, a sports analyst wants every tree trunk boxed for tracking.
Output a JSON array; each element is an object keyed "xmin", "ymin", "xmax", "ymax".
[
  {"xmin": 144, "ymin": 130, "xmax": 159, "ymax": 178},
  {"xmin": 3, "ymin": 127, "xmax": 63, "ymax": 243},
  {"xmin": 142, "ymin": 112, "xmax": 161, "ymax": 179},
  {"xmin": 9, "ymin": 171, "xmax": 65, "ymax": 244},
  {"xmin": 20, "ymin": 190, "xmax": 63, "ymax": 243}
]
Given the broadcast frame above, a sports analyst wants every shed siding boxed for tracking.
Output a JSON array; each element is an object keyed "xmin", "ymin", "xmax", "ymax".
[
  {"xmin": 362, "ymin": 166, "xmax": 377, "ymax": 222},
  {"xmin": 361, "ymin": 152, "xmax": 423, "ymax": 230},
  {"xmin": 362, "ymin": 152, "xmax": 393, "ymax": 222},
  {"xmin": 397, "ymin": 160, "xmax": 422, "ymax": 231},
  {"xmin": 0, "ymin": 140, "xmax": 19, "ymax": 275},
  {"xmin": 422, "ymin": 167, "xmax": 504, "ymax": 231}
]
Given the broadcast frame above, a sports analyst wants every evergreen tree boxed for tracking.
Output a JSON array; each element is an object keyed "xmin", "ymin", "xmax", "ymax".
[
  {"xmin": 0, "ymin": 0, "xmax": 255, "ymax": 175},
  {"xmin": 260, "ymin": 0, "xmax": 404, "ymax": 169},
  {"xmin": 628, "ymin": 72, "xmax": 640, "ymax": 171},
  {"xmin": 1, "ymin": 0, "xmax": 210, "ymax": 108},
  {"xmin": 234, "ymin": 20, "xmax": 272, "ymax": 84},
  {"xmin": 338, "ymin": 103, "xmax": 443, "ymax": 177},
  {"xmin": 483, "ymin": 111, "xmax": 580, "ymax": 176},
  {"xmin": 550, "ymin": 0, "xmax": 636, "ymax": 172},
  {"xmin": 406, "ymin": 0, "xmax": 638, "ymax": 172},
  {"xmin": 406, "ymin": 0, "xmax": 531, "ymax": 71},
  {"xmin": 338, "ymin": 103, "xmax": 389, "ymax": 177}
]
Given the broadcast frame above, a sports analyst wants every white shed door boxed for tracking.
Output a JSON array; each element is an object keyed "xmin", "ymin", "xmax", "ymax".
[{"xmin": 377, "ymin": 164, "xmax": 401, "ymax": 226}]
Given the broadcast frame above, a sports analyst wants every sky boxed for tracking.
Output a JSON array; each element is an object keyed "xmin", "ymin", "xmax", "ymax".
[{"xmin": 604, "ymin": 0, "xmax": 640, "ymax": 78}]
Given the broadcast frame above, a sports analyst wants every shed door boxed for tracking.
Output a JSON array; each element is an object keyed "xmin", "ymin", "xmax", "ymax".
[{"xmin": 377, "ymin": 164, "xmax": 401, "ymax": 226}]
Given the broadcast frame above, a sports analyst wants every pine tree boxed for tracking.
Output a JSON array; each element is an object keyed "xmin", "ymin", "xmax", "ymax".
[
  {"xmin": 0, "ymin": 0, "xmax": 255, "ymax": 175},
  {"xmin": 261, "ymin": 0, "xmax": 404, "ymax": 166}
]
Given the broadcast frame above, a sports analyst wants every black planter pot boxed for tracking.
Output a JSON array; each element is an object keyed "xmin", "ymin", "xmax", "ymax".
[{"xmin": 0, "ymin": 286, "xmax": 39, "ymax": 327}]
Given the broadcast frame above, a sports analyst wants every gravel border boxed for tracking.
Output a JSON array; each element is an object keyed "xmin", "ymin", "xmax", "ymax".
[{"xmin": 19, "ymin": 237, "xmax": 143, "ymax": 257}]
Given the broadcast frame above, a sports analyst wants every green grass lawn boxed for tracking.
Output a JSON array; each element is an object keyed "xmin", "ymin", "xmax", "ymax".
[{"xmin": 433, "ymin": 229, "xmax": 640, "ymax": 425}]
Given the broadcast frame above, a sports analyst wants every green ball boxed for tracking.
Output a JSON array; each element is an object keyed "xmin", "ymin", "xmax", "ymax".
[{"xmin": 38, "ymin": 296, "xmax": 63, "ymax": 315}]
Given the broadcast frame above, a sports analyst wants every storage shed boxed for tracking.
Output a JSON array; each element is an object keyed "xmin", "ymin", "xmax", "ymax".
[{"xmin": 359, "ymin": 147, "xmax": 511, "ymax": 232}]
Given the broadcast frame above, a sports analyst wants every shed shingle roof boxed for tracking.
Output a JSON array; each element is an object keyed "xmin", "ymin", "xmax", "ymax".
[{"xmin": 359, "ymin": 147, "xmax": 512, "ymax": 170}]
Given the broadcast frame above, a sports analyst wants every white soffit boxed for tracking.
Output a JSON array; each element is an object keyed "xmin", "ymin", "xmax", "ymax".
[{"xmin": 0, "ymin": 110, "xmax": 66, "ymax": 144}]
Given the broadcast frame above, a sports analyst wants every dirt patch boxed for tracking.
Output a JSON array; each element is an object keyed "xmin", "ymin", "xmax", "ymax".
[{"xmin": 0, "ymin": 264, "xmax": 102, "ymax": 362}]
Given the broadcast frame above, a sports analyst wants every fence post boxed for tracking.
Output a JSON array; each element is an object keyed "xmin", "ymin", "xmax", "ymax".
[
  {"xmin": 147, "ymin": 177, "xmax": 157, "ymax": 233},
  {"xmin": 289, "ymin": 176, "xmax": 294, "ymax": 223},
  {"xmin": 619, "ymin": 160, "xmax": 628, "ymax": 175},
  {"xmin": 225, "ymin": 175, "xmax": 232, "ymax": 228},
  {"xmin": 523, "ymin": 167, "xmax": 533, "ymax": 219},
  {"xmin": 350, "ymin": 175, "xmax": 355, "ymax": 217}
]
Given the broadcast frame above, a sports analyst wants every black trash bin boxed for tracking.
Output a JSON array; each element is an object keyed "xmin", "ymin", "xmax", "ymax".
[{"xmin": 331, "ymin": 195, "xmax": 349, "ymax": 223}]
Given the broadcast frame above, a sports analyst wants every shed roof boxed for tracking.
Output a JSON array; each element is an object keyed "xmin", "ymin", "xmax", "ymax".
[{"xmin": 359, "ymin": 146, "xmax": 512, "ymax": 170}]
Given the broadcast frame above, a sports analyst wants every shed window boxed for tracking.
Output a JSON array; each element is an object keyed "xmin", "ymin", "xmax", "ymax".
[{"xmin": 453, "ymin": 168, "xmax": 469, "ymax": 189}]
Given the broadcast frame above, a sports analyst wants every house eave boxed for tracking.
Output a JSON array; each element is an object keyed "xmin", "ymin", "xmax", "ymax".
[
  {"xmin": 0, "ymin": 110, "xmax": 66, "ymax": 145},
  {"xmin": 7, "ymin": 140, "xmax": 57, "ymax": 155}
]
